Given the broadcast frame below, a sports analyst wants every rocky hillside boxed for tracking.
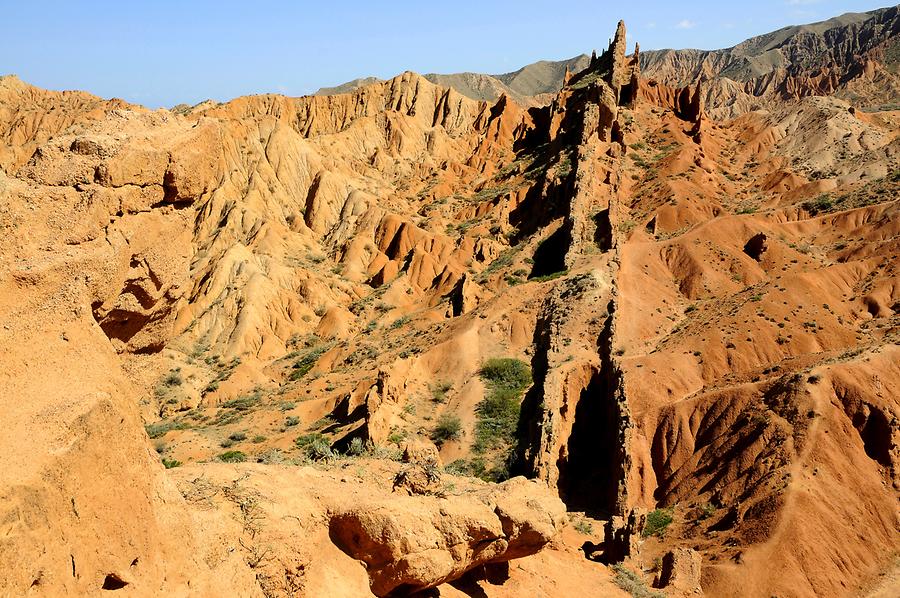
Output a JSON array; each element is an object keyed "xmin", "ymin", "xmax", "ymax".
[
  {"xmin": 1, "ymin": 14, "xmax": 899, "ymax": 598},
  {"xmin": 317, "ymin": 7, "xmax": 900, "ymax": 116},
  {"xmin": 316, "ymin": 54, "xmax": 591, "ymax": 106},
  {"xmin": 642, "ymin": 6, "xmax": 900, "ymax": 117}
]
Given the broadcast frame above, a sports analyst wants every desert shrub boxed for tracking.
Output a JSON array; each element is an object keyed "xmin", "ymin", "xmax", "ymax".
[
  {"xmin": 295, "ymin": 433, "xmax": 333, "ymax": 460},
  {"xmin": 444, "ymin": 457, "xmax": 487, "ymax": 479},
  {"xmin": 431, "ymin": 413, "xmax": 463, "ymax": 445},
  {"xmin": 431, "ymin": 381, "xmax": 452, "ymax": 403},
  {"xmin": 290, "ymin": 346, "xmax": 326, "ymax": 381},
  {"xmin": 802, "ymin": 195, "xmax": 834, "ymax": 215},
  {"xmin": 251, "ymin": 435, "xmax": 266, "ymax": 443},
  {"xmin": 347, "ymin": 437, "xmax": 366, "ymax": 456},
  {"xmin": 530, "ymin": 269, "xmax": 568, "ymax": 283},
  {"xmin": 218, "ymin": 450, "xmax": 246, "ymax": 463},
  {"xmin": 145, "ymin": 420, "xmax": 188, "ymax": 439},
  {"xmin": 161, "ymin": 457, "xmax": 182, "ymax": 469},
  {"xmin": 390, "ymin": 315, "xmax": 411, "ymax": 329},
  {"xmin": 473, "ymin": 358, "xmax": 532, "ymax": 454},
  {"xmin": 311, "ymin": 415, "xmax": 336, "ymax": 431},
  {"xmin": 643, "ymin": 508, "xmax": 674, "ymax": 537},
  {"xmin": 163, "ymin": 370, "xmax": 183, "ymax": 387},
  {"xmin": 479, "ymin": 358, "xmax": 532, "ymax": 391},
  {"xmin": 386, "ymin": 428, "xmax": 407, "ymax": 444},
  {"xmin": 284, "ymin": 416, "xmax": 300, "ymax": 427},
  {"xmin": 228, "ymin": 432, "xmax": 247, "ymax": 442},
  {"xmin": 222, "ymin": 390, "xmax": 261, "ymax": 411},
  {"xmin": 573, "ymin": 519, "xmax": 593, "ymax": 535},
  {"xmin": 612, "ymin": 564, "xmax": 664, "ymax": 598}
]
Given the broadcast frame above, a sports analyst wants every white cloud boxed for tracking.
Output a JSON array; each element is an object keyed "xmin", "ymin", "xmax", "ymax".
[{"xmin": 675, "ymin": 20, "xmax": 697, "ymax": 29}]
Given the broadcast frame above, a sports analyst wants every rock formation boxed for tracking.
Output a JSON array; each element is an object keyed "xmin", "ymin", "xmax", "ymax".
[{"xmin": 1, "ymin": 11, "xmax": 899, "ymax": 598}]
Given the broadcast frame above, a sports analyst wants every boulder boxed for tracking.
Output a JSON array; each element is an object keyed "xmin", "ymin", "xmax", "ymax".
[{"xmin": 328, "ymin": 477, "xmax": 565, "ymax": 596}]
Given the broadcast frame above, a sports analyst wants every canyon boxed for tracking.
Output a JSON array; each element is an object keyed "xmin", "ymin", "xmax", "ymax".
[{"xmin": 1, "ymin": 7, "xmax": 899, "ymax": 597}]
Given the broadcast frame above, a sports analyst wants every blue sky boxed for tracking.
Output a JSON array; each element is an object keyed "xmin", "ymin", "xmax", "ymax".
[{"xmin": 0, "ymin": 1, "xmax": 891, "ymax": 107}]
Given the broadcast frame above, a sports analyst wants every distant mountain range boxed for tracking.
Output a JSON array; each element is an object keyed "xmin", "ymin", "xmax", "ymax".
[
  {"xmin": 317, "ymin": 6, "xmax": 900, "ymax": 113},
  {"xmin": 315, "ymin": 54, "xmax": 591, "ymax": 106}
]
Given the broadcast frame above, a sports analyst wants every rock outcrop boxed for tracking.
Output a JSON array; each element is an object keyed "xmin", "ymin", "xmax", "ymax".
[{"xmin": 329, "ymin": 476, "xmax": 566, "ymax": 596}]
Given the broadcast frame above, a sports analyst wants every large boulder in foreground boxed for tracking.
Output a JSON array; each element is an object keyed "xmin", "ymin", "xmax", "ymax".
[{"xmin": 328, "ymin": 476, "xmax": 566, "ymax": 596}]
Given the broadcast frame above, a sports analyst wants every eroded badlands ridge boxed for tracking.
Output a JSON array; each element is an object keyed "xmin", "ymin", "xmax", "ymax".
[{"xmin": 1, "ymin": 15, "xmax": 898, "ymax": 598}]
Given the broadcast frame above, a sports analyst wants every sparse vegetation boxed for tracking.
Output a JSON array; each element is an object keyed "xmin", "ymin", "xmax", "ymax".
[
  {"xmin": 390, "ymin": 315, "xmax": 411, "ymax": 329},
  {"xmin": 470, "ymin": 358, "xmax": 532, "ymax": 480},
  {"xmin": 311, "ymin": 415, "xmax": 336, "ymax": 431},
  {"xmin": 431, "ymin": 381, "xmax": 452, "ymax": 403},
  {"xmin": 802, "ymin": 195, "xmax": 834, "ymax": 215},
  {"xmin": 161, "ymin": 457, "xmax": 182, "ymax": 469},
  {"xmin": 290, "ymin": 345, "xmax": 327, "ymax": 381},
  {"xmin": 530, "ymin": 269, "xmax": 568, "ymax": 283},
  {"xmin": 295, "ymin": 433, "xmax": 333, "ymax": 460},
  {"xmin": 573, "ymin": 518, "xmax": 594, "ymax": 535},
  {"xmin": 218, "ymin": 450, "xmax": 246, "ymax": 463},
  {"xmin": 697, "ymin": 503, "xmax": 716, "ymax": 520},
  {"xmin": 643, "ymin": 507, "xmax": 674, "ymax": 537},
  {"xmin": 612, "ymin": 564, "xmax": 664, "ymax": 598},
  {"xmin": 347, "ymin": 437, "xmax": 366, "ymax": 456},
  {"xmin": 162, "ymin": 370, "xmax": 183, "ymax": 387},
  {"xmin": 431, "ymin": 413, "xmax": 463, "ymax": 445},
  {"xmin": 145, "ymin": 420, "xmax": 189, "ymax": 439},
  {"xmin": 222, "ymin": 390, "xmax": 262, "ymax": 411}
]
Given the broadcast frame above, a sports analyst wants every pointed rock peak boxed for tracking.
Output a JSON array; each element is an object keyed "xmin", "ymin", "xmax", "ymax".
[{"xmin": 614, "ymin": 20, "xmax": 626, "ymax": 45}]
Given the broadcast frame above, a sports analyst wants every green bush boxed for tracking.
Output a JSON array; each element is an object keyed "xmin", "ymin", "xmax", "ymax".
[
  {"xmin": 802, "ymin": 195, "xmax": 835, "ymax": 215},
  {"xmin": 431, "ymin": 413, "xmax": 463, "ymax": 445},
  {"xmin": 163, "ymin": 370, "xmax": 183, "ymax": 387},
  {"xmin": 222, "ymin": 391, "xmax": 261, "ymax": 411},
  {"xmin": 145, "ymin": 420, "xmax": 188, "ymax": 439},
  {"xmin": 296, "ymin": 433, "xmax": 333, "ymax": 460},
  {"xmin": 530, "ymin": 270, "xmax": 568, "ymax": 283},
  {"xmin": 161, "ymin": 457, "xmax": 182, "ymax": 469},
  {"xmin": 228, "ymin": 432, "xmax": 247, "ymax": 442},
  {"xmin": 474, "ymin": 358, "xmax": 531, "ymax": 454},
  {"xmin": 218, "ymin": 450, "xmax": 246, "ymax": 463},
  {"xmin": 479, "ymin": 358, "xmax": 532, "ymax": 391},
  {"xmin": 290, "ymin": 346, "xmax": 326, "ymax": 381},
  {"xmin": 431, "ymin": 381, "xmax": 452, "ymax": 403},
  {"xmin": 642, "ymin": 508, "xmax": 674, "ymax": 537},
  {"xmin": 347, "ymin": 437, "xmax": 366, "ymax": 456},
  {"xmin": 284, "ymin": 416, "xmax": 300, "ymax": 427}
]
